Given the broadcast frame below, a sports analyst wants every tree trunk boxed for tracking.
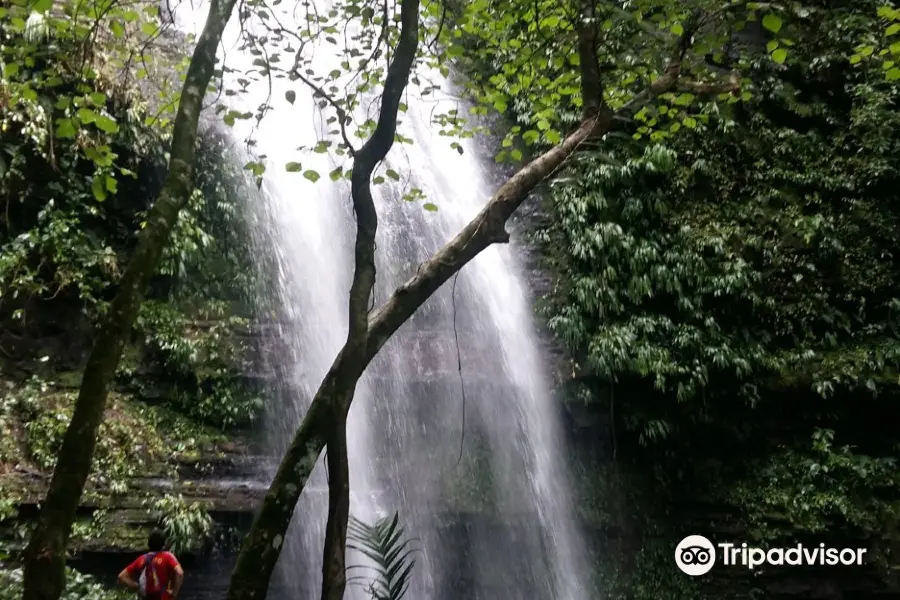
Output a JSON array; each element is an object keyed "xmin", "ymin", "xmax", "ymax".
[
  {"xmin": 226, "ymin": 0, "xmax": 420, "ymax": 597},
  {"xmin": 225, "ymin": 6, "xmax": 741, "ymax": 599},
  {"xmin": 20, "ymin": 2, "xmax": 237, "ymax": 599},
  {"xmin": 319, "ymin": 402, "xmax": 351, "ymax": 600}
]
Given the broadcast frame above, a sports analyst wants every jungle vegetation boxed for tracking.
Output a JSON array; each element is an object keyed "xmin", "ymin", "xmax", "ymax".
[{"xmin": 0, "ymin": 0, "xmax": 898, "ymax": 598}]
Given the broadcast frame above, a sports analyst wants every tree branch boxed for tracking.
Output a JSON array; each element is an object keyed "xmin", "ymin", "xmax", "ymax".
[
  {"xmin": 577, "ymin": 0, "xmax": 604, "ymax": 117},
  {"xmin": 619, "ymin": 18, "xmax": 740, "ymax": 113},
  {"xmin": 289, "ymin": 55, "xmax": 357, "ymax": 158}
]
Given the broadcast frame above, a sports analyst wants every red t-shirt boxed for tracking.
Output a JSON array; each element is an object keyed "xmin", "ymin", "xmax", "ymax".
[{"xmin": 125, "ymin": 551, "xmax": 181, "ymax": 600}]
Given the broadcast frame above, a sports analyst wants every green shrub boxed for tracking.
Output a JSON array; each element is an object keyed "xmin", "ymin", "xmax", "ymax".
[{"xmin": 0, "ymin": 567, "xmax": 129, "ymax": 600}]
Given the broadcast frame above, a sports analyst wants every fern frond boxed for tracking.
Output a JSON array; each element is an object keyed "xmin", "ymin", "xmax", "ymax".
[{"xmin": 346, "ymin": 511, "xmax": 418, "ymax": 600}]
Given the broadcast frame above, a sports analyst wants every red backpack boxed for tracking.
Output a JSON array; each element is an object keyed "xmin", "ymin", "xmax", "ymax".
[{"xmin": 137, "ymin": 552, "xmax": 163, "ymax": 599}]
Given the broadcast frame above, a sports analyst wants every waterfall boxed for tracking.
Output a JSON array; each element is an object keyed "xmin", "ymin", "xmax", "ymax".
[{"xmin": 175, "ymin": 2, "xmax": 592, "ymax": 598}]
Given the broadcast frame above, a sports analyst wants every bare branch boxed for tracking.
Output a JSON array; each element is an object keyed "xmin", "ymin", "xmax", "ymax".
[{"xmin": 289, "ymin": 56, "xmax": 357, "ymax": 157}]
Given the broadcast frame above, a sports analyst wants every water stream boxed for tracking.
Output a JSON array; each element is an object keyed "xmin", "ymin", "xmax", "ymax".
[{"xmin": 175, "ymin": 2, "xmax": 591, "ymax": 598}]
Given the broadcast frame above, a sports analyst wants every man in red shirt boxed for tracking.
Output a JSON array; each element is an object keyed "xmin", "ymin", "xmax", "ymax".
[{"xmin": 118, "ymin": 530, "xmax": 184, "ymax": 600}]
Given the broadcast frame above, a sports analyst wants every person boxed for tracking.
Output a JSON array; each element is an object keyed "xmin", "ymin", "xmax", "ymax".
[{"xmin": 118, "ymin": 530, "xmax": 184, "ymax": 600}]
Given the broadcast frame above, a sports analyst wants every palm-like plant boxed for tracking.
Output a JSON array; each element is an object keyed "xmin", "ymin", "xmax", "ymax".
[{"xmin": 346, "ymin": 512, "xmax": 418, "ymax": 600}]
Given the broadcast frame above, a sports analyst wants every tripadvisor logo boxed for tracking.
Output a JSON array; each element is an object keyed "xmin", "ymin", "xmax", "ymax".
[
  {"xmin": 675, "ymin": 535, "xmax": 716, "ymax": 576},
  {"xmin": 675, "ymin": 535, "xmax": 868, "ymax": 576}
]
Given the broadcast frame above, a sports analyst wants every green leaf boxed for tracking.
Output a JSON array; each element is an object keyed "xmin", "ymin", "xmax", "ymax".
[
  {"xmin": 447, "ymin": 44, "xmax": 464, "ymax": 58},
  {"xmin": 329, "ymin": 167, "xmax": 343, "ymax": 181},
  {"xmin": 90, "ymin": 92, "xmax": 106, "ymax": 106},
  {"xmin": 670, "ymin": 23, "xmax": 684, "ymax": 36},
  {"xmin": 32, "ymin": 0, "xmax": 53, "ymax": 13},
  {"xmin": 683, "ymin": 116, "xmax": 697, "ymax": 128},
  {"xmin": 771, "ymin": 49, "xmax": 787, "ymax": 64},
  {"xmin": 522, "ymin": 130, "xmax": 540, "ymax": 144},
  {"xmin": 55, "ymin": 119, "xmax": 76, "ymax": 138},
  {"xmin": 105, "ymin": 175, "xmax": 118, "ymax": 194},
  {"xmin": 77, "ymin": 108, "xmax": 96, "ymax": 124},
  {"xmin": 244, "ymin": 161, "xmax": 266, "ymax": 176},
  {"xmin": 545, "ymin": 129, "xmax": 561, "ymax": 144},
  {"xmin": 223, "ymin": 110, "xmax": 248, "ymax": 127},
  {"xmin": 385, "ymin": 169, "xmax": 400, "ymax": 181},
  {"xmin": 510, "ymin": 149, "xmax": 523, "ymax": 161},
  {"xmin": 766, "ymin": 40, "xmax": 779, "ymax": 53},
  {"xmin": 762, "ymin": 14, "xmax": 782, "ymax": 34},
  {"xmin": 94, "ymin": 115, "xmax": 118, "ymax": 133},
  {"xmin": 539, "ymin": 16, "xmax": 560, "ymax": 29},
  {"xmin": 423, "ymin": 202, "xmax": 439, "ymax": 212},
  {"xmin": 285, "ymin": 162, "xmax": 302, "ymax": 172},
  {"xmin": 3, "ymin": 63, "xmax": 20, "ymax": 78},
  {"xmin": 303, "ymin": 170, "xmax": 320, "ymax": 182},
  {"xmin": 141, "ymin": 22, "xmax": 158, "ymax": 37},
  {"xmin": 285, "ymin": 90, "xmax": 296, "ymax": 104},
  {"xmin": 886, "ymin": 67, "xmax": 900, "ymax": 81},
  {"xmin": 91, "ymin": 177, "xmax": 107, "ymax": 201},
  {"xmin": 888, "ymin": 24, "xmax": 900, "ymax": 36},
  {"xmin": 536, "ymin": 119, "xmax": 550, "ymax": 131}
]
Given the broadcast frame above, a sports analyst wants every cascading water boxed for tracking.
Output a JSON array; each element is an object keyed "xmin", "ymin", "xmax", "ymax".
[{"xmin": 176, "ymin": 2, "xmax": 592, "ymax": 598}]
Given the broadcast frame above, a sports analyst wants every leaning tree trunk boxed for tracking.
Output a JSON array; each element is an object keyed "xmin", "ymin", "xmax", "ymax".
[
  {"xmin": 224, "ymin": 7, "xmax": 740, "ymax": 600},
  {"xmin": 21, "ymin": 2, "xmax": 237, "ymax": 599}
]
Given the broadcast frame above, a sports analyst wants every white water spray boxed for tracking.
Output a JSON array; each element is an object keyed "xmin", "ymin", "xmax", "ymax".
[{"xmin": 174, "ymin": 1, "xmax": 592, "ymax": 597}]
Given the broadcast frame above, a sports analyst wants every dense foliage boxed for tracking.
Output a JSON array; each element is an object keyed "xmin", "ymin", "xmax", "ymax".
[
  {"xmin": 149, "ymin": 493, "xmax": 214, "ymax": 555},
  {"xmin": 0, "ymin": 0, "xmax": 259, "ymax": 584},
  {"xmin": 0, "ymin": 0, "xmax": 262, "ymax": 429},
  {"xmin": 0, "ymin": 567, "xmax": 129, "ymax": 600},
  {"xmin": 523, "ymin": 0, "xmax": 900, "ymax": 594}
]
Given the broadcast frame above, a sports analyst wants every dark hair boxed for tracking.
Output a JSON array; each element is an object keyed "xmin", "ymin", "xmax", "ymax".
[{"xmin": 148, "ymin": 530, "xmax": 167, "ymax": 552}]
